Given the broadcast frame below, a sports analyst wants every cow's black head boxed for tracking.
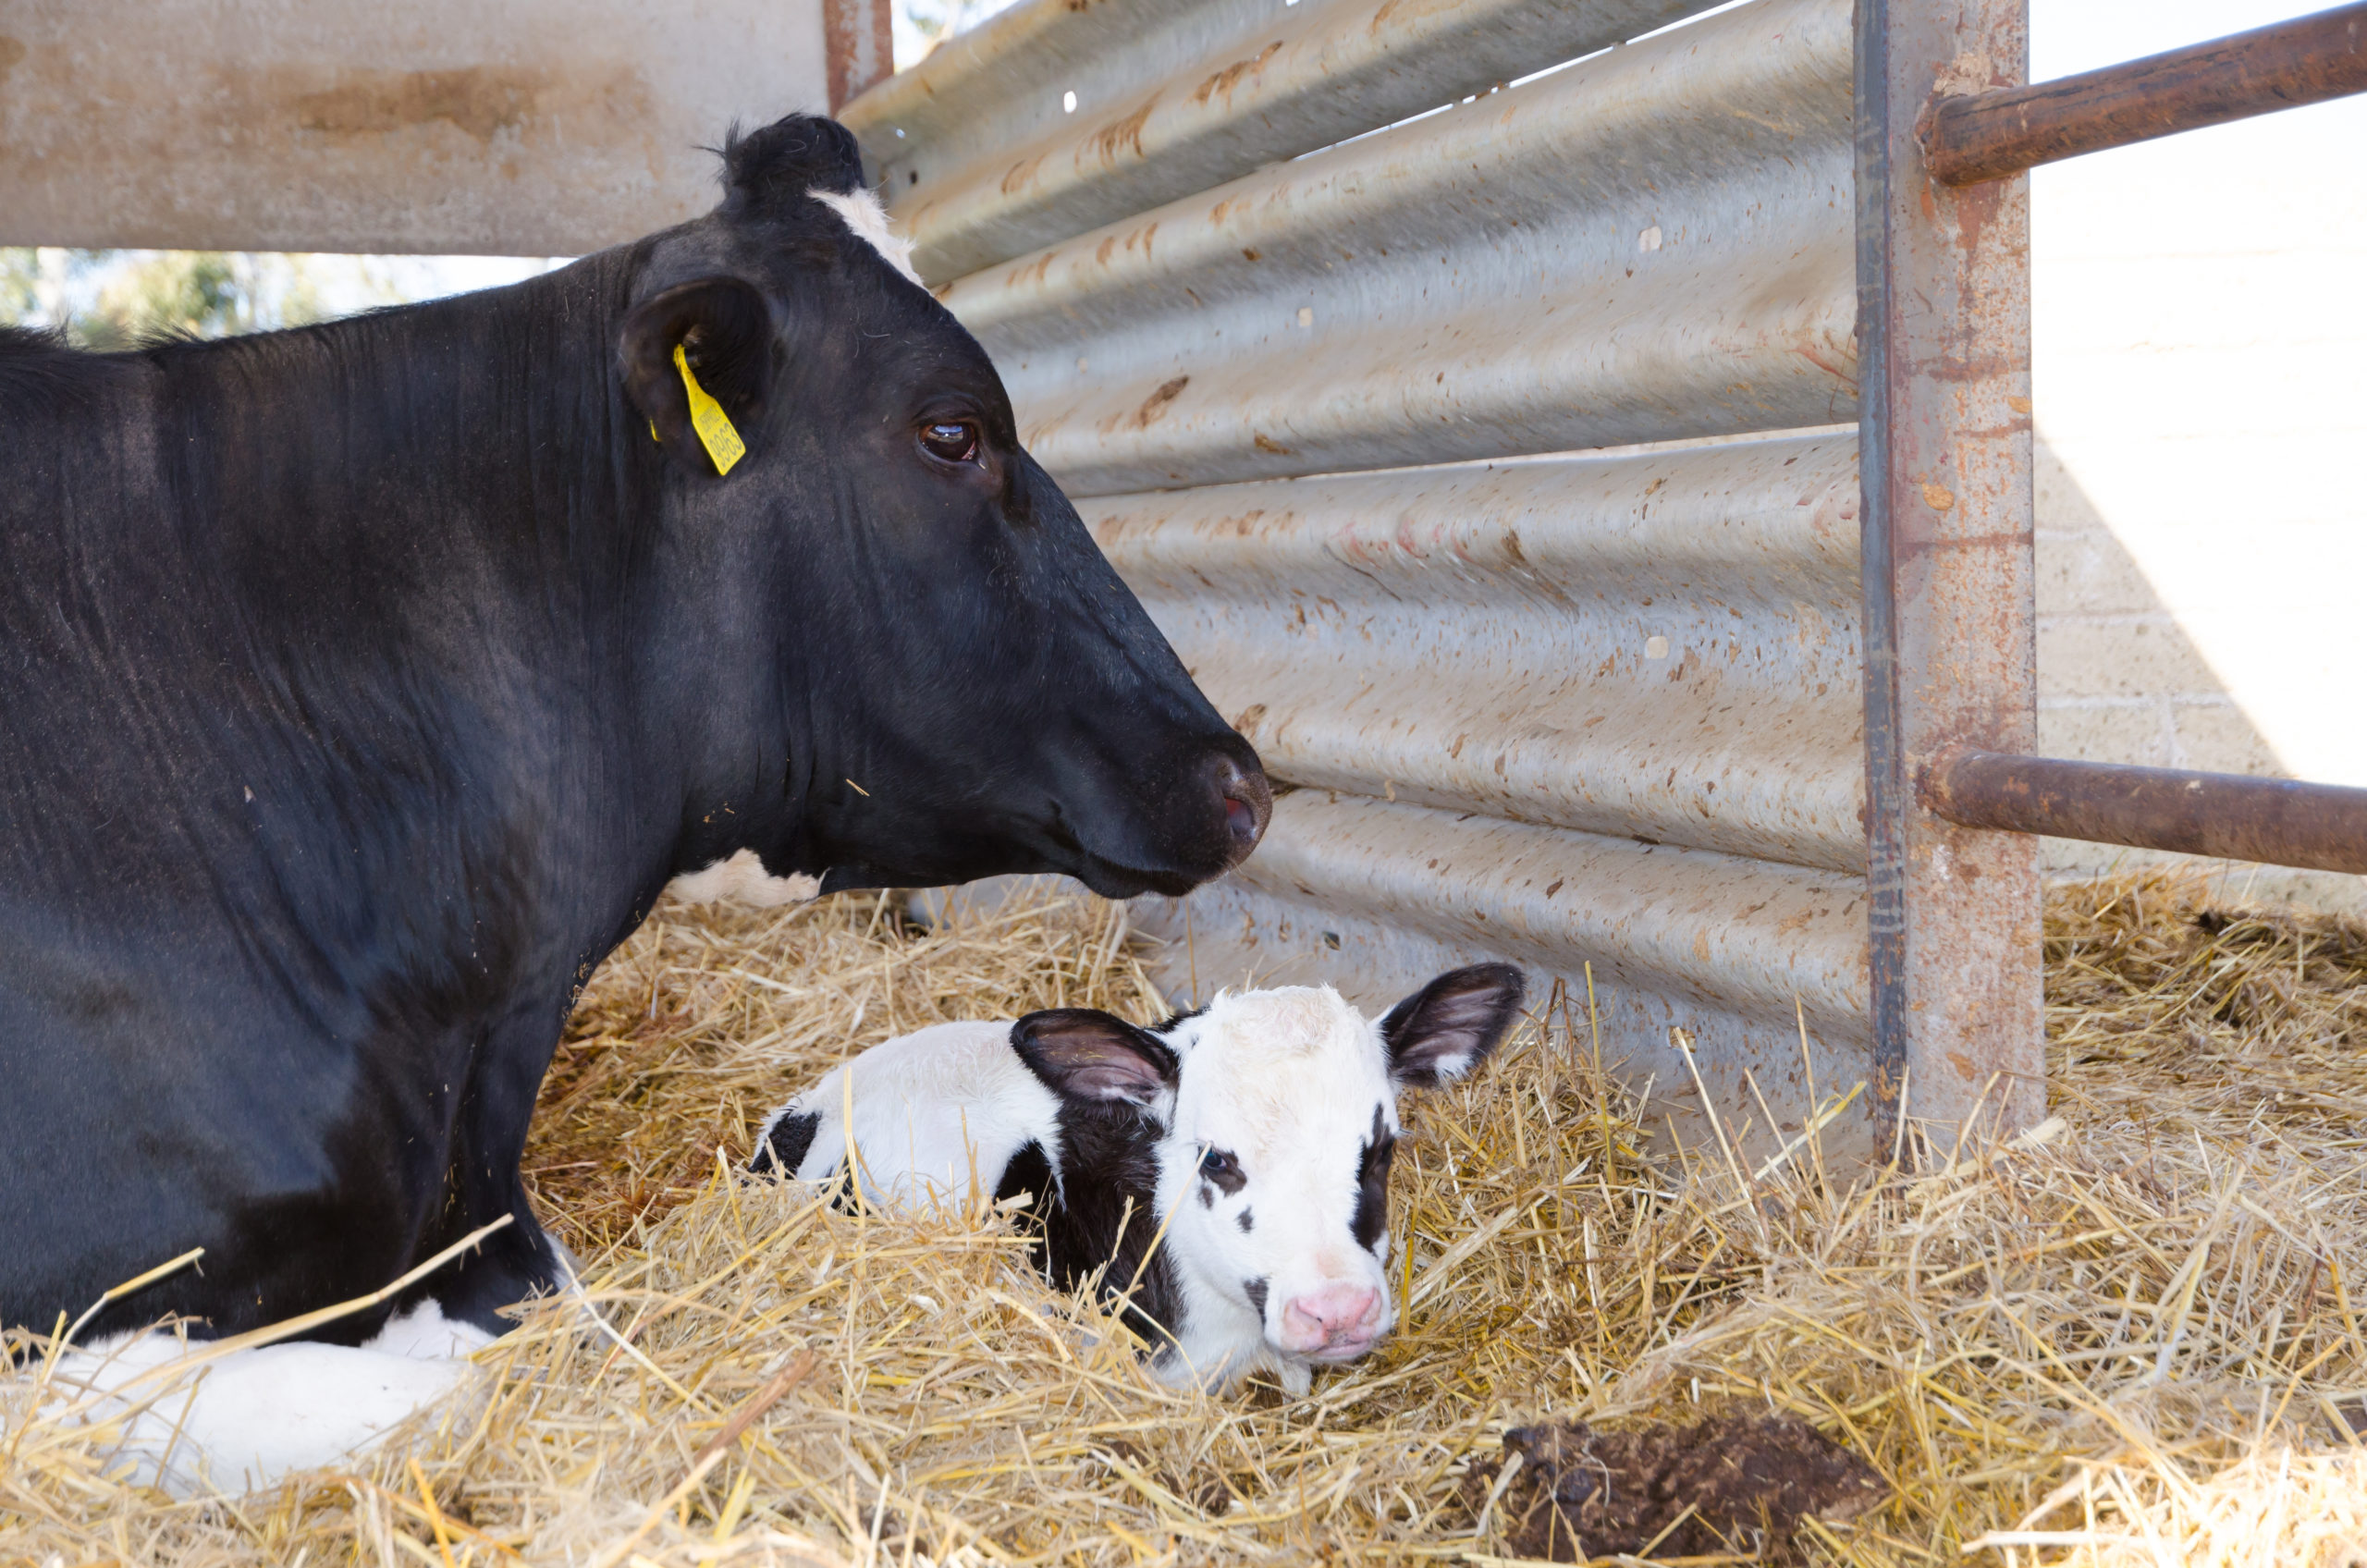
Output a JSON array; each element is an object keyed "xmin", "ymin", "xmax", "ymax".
[{"xmin": 616, "ymin": 115, "xmax": 1269, "ymax": 900}]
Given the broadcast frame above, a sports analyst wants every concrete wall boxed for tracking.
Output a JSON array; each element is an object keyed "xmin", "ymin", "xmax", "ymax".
[
  {"xmin": 2030, "ymin": 1, "xmax": 2367, "ymax": 913},
  {"xmin": 0, "ymin": 0, "xmax": 841, "ymax": 255}
]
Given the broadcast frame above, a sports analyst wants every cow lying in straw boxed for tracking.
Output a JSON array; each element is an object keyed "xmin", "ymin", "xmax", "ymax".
[
  {"xmin": 750, "ymin": 964, "xmax": 1526, "ymax": 1393},
  {"xmin": 4, "ymin": 109, "xmax": 1268, "ymax": 1496}
]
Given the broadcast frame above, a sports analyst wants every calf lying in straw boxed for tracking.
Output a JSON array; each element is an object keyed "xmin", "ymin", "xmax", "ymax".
[{"xmin": 751, "ymin": 964, "xmax": 1525, "ymax": 1393}]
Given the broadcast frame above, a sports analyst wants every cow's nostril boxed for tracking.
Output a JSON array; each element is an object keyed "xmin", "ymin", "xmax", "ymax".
[{"xmin": 1209, "ymin": 753, "xmax": 1272, "ymax": 864}]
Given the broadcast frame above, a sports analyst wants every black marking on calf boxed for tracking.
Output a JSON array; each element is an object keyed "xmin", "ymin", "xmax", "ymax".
[
  {"xmin": 1236, "ymin": 1207, "xmax": 1254, "ymax": 1233},
  {"xmin": 1033, "ymin": 1099, "xmax": 1184, "ymax": 1349},
  {"xmin": 1198, "ymin": 1183, "xmax": 1213, "ymax": 1209},
  {"xmin": 1244, "ymin": 1277, "xmax": 1269, "ymax": 1318},
  {"xmin": 996, "ymin": 1140, "xmax": 1054, "ymax": 1211},
  {"xmin": 815, "ymin": 1162, "xmax": 862, "ymax": 1215},
  {"xmin": 751, "ymin": 1109, "xmax": 821, "ymax": 1177},
  {"xmin": 1351, "ymin": 1105, "xmax": 1396, "ymax": 1253}
]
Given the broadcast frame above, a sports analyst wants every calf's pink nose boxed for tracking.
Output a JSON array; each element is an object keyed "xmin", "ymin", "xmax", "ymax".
[{"xmin": 1280, "ymin": 1283, "xmax": 1382, "ymax": 1352}]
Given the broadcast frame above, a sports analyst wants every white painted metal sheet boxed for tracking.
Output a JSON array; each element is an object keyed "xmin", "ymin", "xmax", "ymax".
[
  {"xmin": 940, "ymin": 0, "xmax": 1858, "ymax": 493},
  {"xmin": 840, "ymin": 0, "xmax": 1723, "ymax": 280}
]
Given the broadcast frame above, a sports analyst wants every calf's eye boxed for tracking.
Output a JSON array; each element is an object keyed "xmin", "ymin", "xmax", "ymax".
[
  {"xmin": 919, "ymin": 421, "xmax": 980, "ymax": 465},
  {"xmin": 1201, "ymin": 1149, "xmax": 1238, "ymax": 1180}
]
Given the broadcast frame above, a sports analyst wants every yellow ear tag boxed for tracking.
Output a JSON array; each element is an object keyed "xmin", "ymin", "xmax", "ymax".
[{"xmin": 672, "ymin": 342, "xmax": 746, "ymax": 475}]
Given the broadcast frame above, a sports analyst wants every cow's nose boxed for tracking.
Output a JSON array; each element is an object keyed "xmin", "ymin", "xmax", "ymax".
[
  {"xmin": 1279, "ymin": 1283, "xmax": 1382, "ymax": 1357},
  {"xmin": 1208, "ymin": 753, "xmax": 1272, "ymax": 866}
]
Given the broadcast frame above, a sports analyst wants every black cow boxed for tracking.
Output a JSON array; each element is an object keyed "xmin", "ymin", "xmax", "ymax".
[{"xmin": 0, "ymin": 115, "xmax": 1269, "ymax": 1351}]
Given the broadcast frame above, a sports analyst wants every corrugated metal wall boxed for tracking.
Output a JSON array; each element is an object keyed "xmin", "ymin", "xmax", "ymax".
[{"xmin": 846, "ymin": 0, "xmax": 1873, "ymax": 1139}]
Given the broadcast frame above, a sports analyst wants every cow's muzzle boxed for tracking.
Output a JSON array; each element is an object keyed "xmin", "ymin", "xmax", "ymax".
[{"xmin": 1279, "ymin": 1282, "xmax": 1384, "ymax": 1360}]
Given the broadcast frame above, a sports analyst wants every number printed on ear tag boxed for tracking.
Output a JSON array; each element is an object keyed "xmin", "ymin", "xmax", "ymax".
[{"xmin": 673, "ymin": 343, "xmax": 746, "ymax": 475}]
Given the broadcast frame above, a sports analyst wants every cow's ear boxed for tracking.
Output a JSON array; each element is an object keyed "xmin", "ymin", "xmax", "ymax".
[
  {"xmin": 1011, "ymin": 1010, "xmax": 1180, "ymax": 1109},
  {"xmin": 619, "ymin": 277, "xmax": 773, "ymax": 476},
  {"xmin": 1380, "ymin": 963, "xmax": 1526, "ymax": 1089}
]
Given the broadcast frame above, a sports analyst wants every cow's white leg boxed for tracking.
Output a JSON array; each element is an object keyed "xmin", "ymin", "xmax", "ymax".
[
  {"xmin": 365, "ymin": 1298, "xmax": 500, "ymax": 1360},
  {"xmin": 40, "ymin": 1309, "xmax": 490, "ymax": 1497}
]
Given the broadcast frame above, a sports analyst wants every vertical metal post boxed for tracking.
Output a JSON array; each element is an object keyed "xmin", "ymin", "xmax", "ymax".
[
  {"xmin": 1856, "ymin": 0, "xmax": 2044, "ymax": 1151},
  {"xmin": 825, "ymin": 0, "xmax": 897, "ymax": 112}
]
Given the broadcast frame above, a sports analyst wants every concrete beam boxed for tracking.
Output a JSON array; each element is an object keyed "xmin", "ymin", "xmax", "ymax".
[{"xmin": 0, "ymin": 0, "xmax": 846, "ymax": 255}]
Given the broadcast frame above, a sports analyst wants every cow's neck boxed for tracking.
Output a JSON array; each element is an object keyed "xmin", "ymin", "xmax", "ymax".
[{"xmin": 153, "ymin": 249, "xmax": 707, "ymax": 1023}]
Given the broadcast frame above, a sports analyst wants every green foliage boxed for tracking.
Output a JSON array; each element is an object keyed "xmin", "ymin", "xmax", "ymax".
[
  {"xmin": 0, "ymin": 248, "xmax": 352, "ymax": 348},
  {"xmin": 75, "ymin": 251, "xmax": 243, "ymax": 349},
  {"xmin": 0, "ymin": 248, "xmax": 40, "ymax": 323}
]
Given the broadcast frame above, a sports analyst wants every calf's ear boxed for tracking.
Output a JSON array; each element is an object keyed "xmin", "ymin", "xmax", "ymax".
[
  {"xmin": 1012, "ymin": 1010, "xmax": 1180, "ymax": 1109},
  {"xmin": 619, "ymin": 277, "xmax": 774, "ymax": 476},
  {"xmin": 1380, "ymin": 963, "xmax": 1526, "ymax": 1088}
]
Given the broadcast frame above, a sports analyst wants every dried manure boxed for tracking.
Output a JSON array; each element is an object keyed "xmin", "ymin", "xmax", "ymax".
[{"xmin": 1469, "ymin": 1415, "xmax": 1887, "ymax": 1562}]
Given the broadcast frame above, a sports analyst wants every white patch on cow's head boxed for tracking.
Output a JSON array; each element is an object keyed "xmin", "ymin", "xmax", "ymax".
[
  {"xmin": 665, "ymin": 848, "xmax": 820, "ymax": 908},
  {"xmin": 809, "ymin": 187, "xmax": 924, "ymax": 286}
]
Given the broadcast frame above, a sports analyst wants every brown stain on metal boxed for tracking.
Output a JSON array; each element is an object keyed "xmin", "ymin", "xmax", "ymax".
[
  {"xmin": 1792, "ymin": 343, "xmax": 1857, "ymax": 383},
  {"xmin": 1367, "ymin": 0, "xmax": 1466, "ymax": 36},
  {"xmin": 1087, "ymin": 98, "xmax": 1159, "ymax": 165},
  {"xmin": 290, "ymin": 67, "xmax": 550, "ymax": 141},
  {"xmin": 1189, "ymin": 41, "xmax": 1284, "ymax": 106},
  {"xmin": 1946, "ymin": 175, "xmax": 2008, "ymax": 253},
  {"xmin": 1126, "ymin": 376, "xmax": 1190, "ymax": 429},
  {"xmin": 1000, "ymin": 152, "xmax": 1049, "ymax": 196}
]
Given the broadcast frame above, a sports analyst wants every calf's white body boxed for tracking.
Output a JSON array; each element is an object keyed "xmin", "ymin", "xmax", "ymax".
[{"xmin": 782, "ymin": 1019, "xmax": 1061, "ymax": 1211}]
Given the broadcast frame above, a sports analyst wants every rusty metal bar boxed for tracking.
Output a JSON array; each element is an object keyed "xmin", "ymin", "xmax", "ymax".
[
  {"xmin": 825, "ymin": 0, "xmax": 896, "ymax": 112},
  {"xmin": 1920, "ymin": 2, "xmax": 2367, "ymax": 186},
  {"xmin": 1921, "ymin": 750, "xmax": 2367, "ymax": 876},
  {"xmin": 1857, "ymin": 0, "xmax": 2043, "ymax": 1149}
]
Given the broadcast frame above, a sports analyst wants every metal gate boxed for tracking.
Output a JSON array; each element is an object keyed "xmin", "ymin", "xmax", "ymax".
[{"xmin": 846, "ymin": 0, "xmax": 2367, "ymax": 1152}]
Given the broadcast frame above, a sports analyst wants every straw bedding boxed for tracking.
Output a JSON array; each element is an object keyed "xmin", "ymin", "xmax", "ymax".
[{"xmin": 6, "ymin": 871, "xmax": 2367, "ymax": 1566}]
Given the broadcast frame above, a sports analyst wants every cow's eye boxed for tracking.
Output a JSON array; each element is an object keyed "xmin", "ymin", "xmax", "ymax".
[
  {"xmin": 918, "ymin": 420, "xmax": 980, "ymax": 465},
  {"xmin": 1200, "ymin": 1148, "xmax": 1239, "ymax": 1181}
]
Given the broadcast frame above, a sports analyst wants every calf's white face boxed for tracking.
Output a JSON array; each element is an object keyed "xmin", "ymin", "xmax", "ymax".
[{"xmin": 1012, "ymin": 963, "xmax": 1524, "ymax": 1391}]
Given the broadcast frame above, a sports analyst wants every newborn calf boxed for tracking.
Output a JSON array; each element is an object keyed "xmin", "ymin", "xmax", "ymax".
[{"xmin": 751, "ymin": 964, "xmax": 1524, "ymax": 1393}]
